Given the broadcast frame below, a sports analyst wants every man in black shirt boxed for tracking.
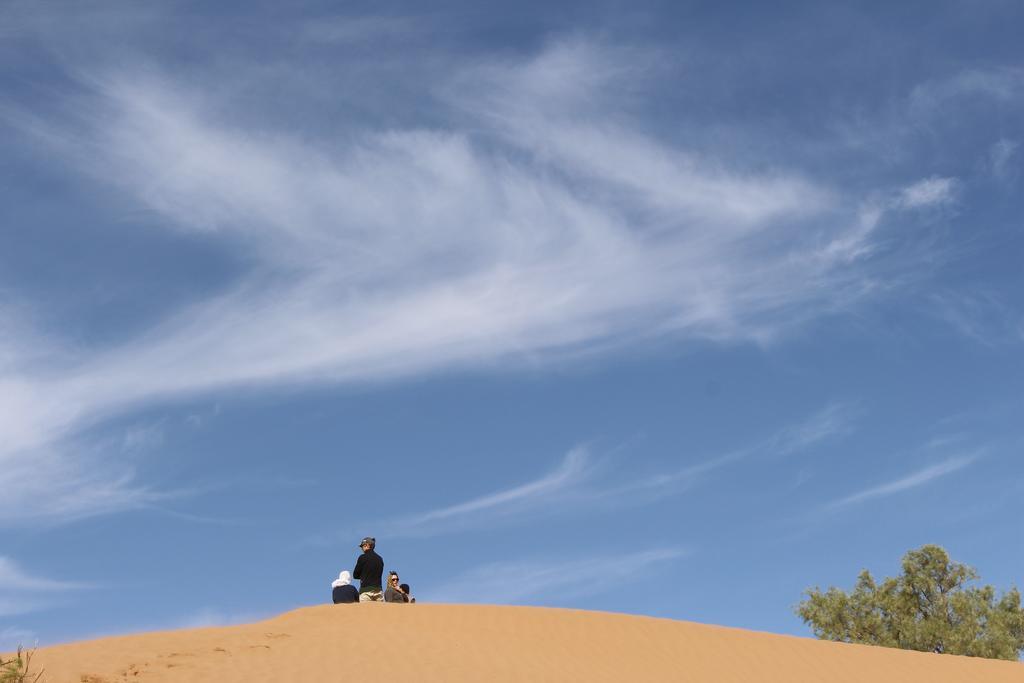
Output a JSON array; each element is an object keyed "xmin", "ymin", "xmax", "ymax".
[{"xmin": 352, "ymin": 536, "xmax": 384, "ymax": 602}]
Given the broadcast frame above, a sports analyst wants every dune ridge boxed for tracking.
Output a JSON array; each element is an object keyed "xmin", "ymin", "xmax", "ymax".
[{"xmin": 16, "ymin": 604, "xmax": 1024, "ymax": 682}]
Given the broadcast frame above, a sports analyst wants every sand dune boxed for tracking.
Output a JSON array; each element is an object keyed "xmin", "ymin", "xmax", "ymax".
[{"xmin": 15, "ymin": 604, "xmax": 1024, "ymax": 682}]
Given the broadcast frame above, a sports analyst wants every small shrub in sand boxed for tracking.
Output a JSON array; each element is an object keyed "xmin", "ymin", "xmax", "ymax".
[{"xmin": 0, "ymin": 646, "xmax": 43, "ymax": 683}]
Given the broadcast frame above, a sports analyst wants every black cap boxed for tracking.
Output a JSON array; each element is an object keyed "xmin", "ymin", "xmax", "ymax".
[{"xmin": 359, "ymin": 536, "xmax": 375, "ymax": 548}]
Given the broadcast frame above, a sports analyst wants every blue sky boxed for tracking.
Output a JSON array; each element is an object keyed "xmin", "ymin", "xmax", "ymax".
[{"xmin": 1, "ymin": 0, "xmax": 1022, "ymax": 649}]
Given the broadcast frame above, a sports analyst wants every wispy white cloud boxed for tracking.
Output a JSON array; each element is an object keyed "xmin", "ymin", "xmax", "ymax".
[
  {"xmin": 454, "ymin": 41, "xmax": 833, "ymax": 228},
  {"xmin": 0, "ymin": 556, "xmax": 87, "ymax": 618},
  {"xmin": 909, "ymin": 68, "xmax": 1024, "ymax": 111},
  {"xmin": 406, "ymin": 447, "xmax": 592, "ymax": 527},
  {"xmin": 895, "ymin": 176, "xmax": 958, "ymax": 210},
  {"xmin": 0, "ymin": 598, "xmax": 41, "ymax": 620},
  {"xmin": 768, "ymin": 403, "xmax": 858, "ymax": 456},
  {"xmin": 629, "ymin": 402, "xmax": 859, "ymax": 492},
  {"xmin": 988, "ymin": 138, "xmax": 1019, "ymax": 183},
  {"xmin": 0, "ymin": 557, "xmax": 84, "ymax": 592},
  {"xmin": 0, "ymin": 433, "xmax": 176, "ymax": 526},
  {"xmin": 324, "ymin": 447, "xmax": 601, "ymax": 542},
  {"xmin": 926, "ymin": 289, "xmax": 1024, "ymax": 346},
  {"xmin": 0, "ymin": 39, "xmax": 917, "ymax": 525},
  {"xmin": 120, "ymin": 422, "xmax": 165, "ymax": 453},
  {"xmin": 0, "ymin": 626, "xmax": 38, "ymax": 652},
  {"xmin": 832, "ymin": 66, "xmax": 1024, "ymax": 179},
  {"xmin": 425, "ymin": 547, "xmax": 685, "ymax": 604},
  {"xmin": 346, "ymin": 406, "xmax": 856, "ymax": 541},
  {"xmin": 828, "ymin": 455, "xmax": 977, "ymax": 509}
]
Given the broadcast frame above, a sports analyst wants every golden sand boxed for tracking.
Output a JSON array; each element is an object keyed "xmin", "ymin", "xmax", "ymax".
[{"xmin": 15, "ymin": 604, "xmax": 1024, "ymax": 682}]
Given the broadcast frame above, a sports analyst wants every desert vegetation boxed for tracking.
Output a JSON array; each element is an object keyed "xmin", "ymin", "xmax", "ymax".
[
  {"xmin": 798, "ymin": 545, "xmax": 1024, "ymax": 660},
  {"xmin": 0, "ymin": 646, "xmax": 43, "ymax": 683}
]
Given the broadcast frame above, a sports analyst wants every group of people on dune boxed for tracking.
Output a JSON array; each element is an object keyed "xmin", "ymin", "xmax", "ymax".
[{"xmin": 331, "ymin": 537, "xmax": 415, "ymax": 604}]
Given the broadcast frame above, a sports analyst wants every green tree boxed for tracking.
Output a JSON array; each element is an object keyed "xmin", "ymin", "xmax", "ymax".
[
  {"xmin": 797, "ymin": 545, "xmax": 1024, "ymax": 660},
  {"xmin": 0, "ymin": 646, "xmax": 44, "ymax": 683}
]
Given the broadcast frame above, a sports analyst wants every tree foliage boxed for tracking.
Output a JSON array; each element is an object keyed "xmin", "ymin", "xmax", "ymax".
[
  {"xmin": 0, "ymin": 646, "xmax": 44, "ymax": 683},
  {"xmin": 797, "ymin": 545, "xmax": 1024, "ymax": 660}
]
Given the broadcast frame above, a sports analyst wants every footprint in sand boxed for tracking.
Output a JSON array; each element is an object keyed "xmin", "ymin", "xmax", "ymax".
[
  {"xmin": 118, "ymin": 662, "xmax": 148, "ymax": 678},
  {"xmin": 264, "ymin": 632, "xmax": 291, "ymax": 639}
]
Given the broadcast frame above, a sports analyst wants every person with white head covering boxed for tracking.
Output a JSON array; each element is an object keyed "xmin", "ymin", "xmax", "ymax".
[{"xmin": 332, "ymin": 570, "xmax": 359, "ymax": 604}]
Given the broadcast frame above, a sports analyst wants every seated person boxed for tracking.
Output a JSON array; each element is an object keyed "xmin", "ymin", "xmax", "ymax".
[
  {"xmin": 400, "ymin": 583, "xmax": 415, "ymax": 603},
  {"xmin": 384, "ymin": 571, "xmax": 407, "ymax": 603},
  {"xmin": 332, "ymin": 570, "xmax": 359, "ymax": 604}
]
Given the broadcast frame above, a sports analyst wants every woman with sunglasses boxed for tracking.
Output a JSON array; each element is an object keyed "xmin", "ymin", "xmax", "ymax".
[{"xmin": 384, "ymin": 571, "xmax": 408, "ymax": 603}]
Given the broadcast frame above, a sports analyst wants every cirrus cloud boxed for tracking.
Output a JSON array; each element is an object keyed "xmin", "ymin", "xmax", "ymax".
[{"xmin": 0, "ymin": 39, "xmax": 930, "ymax": 525}]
